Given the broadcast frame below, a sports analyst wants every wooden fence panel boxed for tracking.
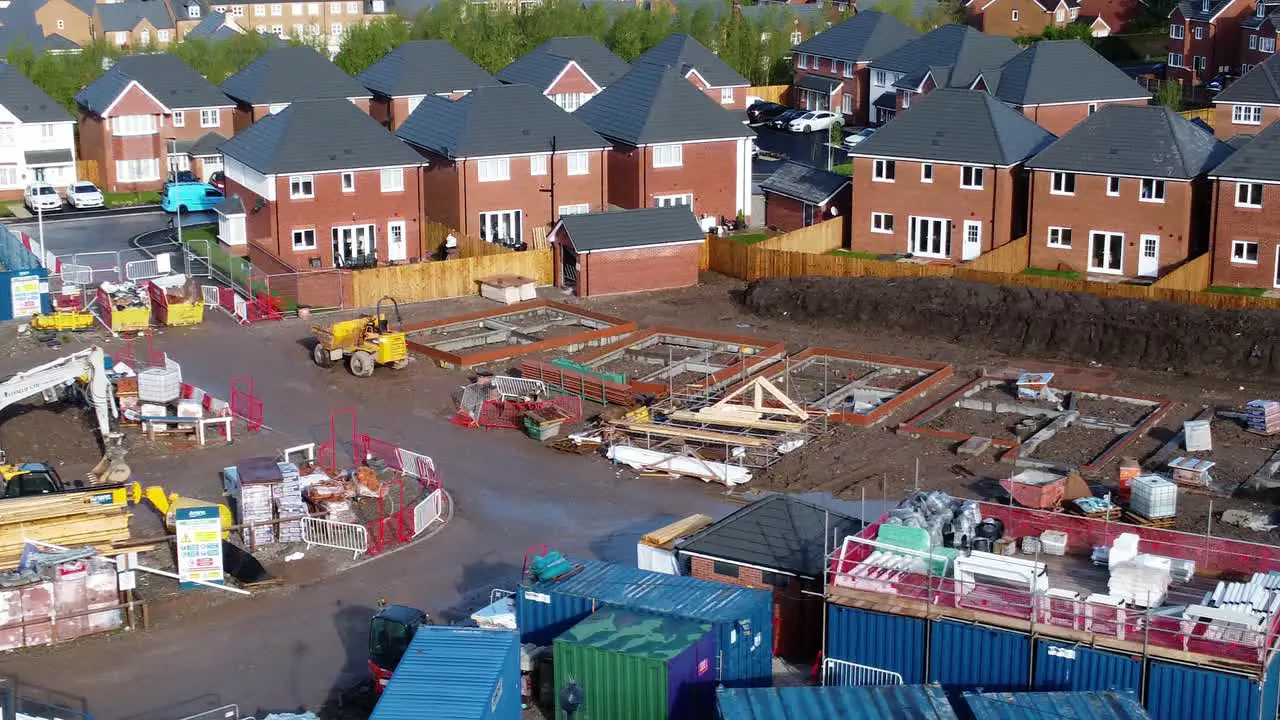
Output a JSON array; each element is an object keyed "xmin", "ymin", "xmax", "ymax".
[
  {"xmin": 422, "ymin": 219, "xmax": 511, "ymax": 259},
  {"xmin": 759, "ymin": 218, "xmax": 843, "ymax": 253},
  {"xmin": 1151, "ymin": 254, "xmax": 1210, "ymax": 291},
  {"xmin": 749, "ymin": 85, "xmax": 791, "ymax": 104},
  {"xmin": 349, "ymin": 249, "xmax": 552, "ymax": 306},
  {"xmin": 965, "ymin": 236, "xmax": 1029, "ymax": 273},
  {"xmin": 76, "ymin": 160, "xmax": 99, "ymax": 186}
]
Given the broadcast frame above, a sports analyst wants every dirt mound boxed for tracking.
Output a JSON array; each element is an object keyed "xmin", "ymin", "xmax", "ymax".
[{"xmin": 740, "ymin": 277, "xmax": 1280, "ymax": 378}]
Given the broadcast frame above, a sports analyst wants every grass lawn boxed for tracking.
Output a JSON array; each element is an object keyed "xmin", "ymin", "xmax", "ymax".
[
  {"xmin": 728, "ymin": 233, "xmax": 772, "ymax": 245},
  {"xmin": 1207, "ymin": 285, "xmax": 1267, "ymax": 297},
  {"xmin": 829, "ymin": 249, "xmax": 880, "ymax": 259},
  {"xmin": 177, "ymin": 224, "xmax": 296, "ymax": 310},
  {"xmin": 831, "ymin": 162, "xmax": 852, "ymax": 176},
  {"xmin": 1023, "ymin": 267, "xmax": 1082, "ymax": 280},
  {"xmin": 104, "ymin": 191, "xmax": 161, "ymax": 208}
]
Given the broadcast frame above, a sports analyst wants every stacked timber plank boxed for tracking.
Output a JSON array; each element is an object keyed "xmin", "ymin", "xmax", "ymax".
[{"xmin": 0, "ymin": 494, "xmax": 131, "ymax": 568}]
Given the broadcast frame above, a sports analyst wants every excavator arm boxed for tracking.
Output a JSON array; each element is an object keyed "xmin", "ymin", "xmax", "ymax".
[{"xmin": 0, "ymin": 347, "xmax": 114, "ymax": 441}]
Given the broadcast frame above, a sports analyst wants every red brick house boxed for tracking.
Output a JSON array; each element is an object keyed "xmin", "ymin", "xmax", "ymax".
[
  {"xmin": 676, "ymin": 495, "xmax": 862, "ymax": 663},
  {"xmin": 75, "ymin": 54, "xmax": 234, "ymax": 192},
  {"xmin": 220, "ymin": 46, "xmax": 372, "ymax": 132},
  {"xmin": 965, "ymin": 0, "xmax": 1079, "ymax": 37},
  {"xmin": 1207, "ymin": 122, "xmax": 1280, "ymax": 289},
  {"xmin": 849, "ymin": 89, "xmax": 1054, "ymax": 261},
  {"xmin": 634, "ymin": 33, "xmax": 751, "ymax": 110},
  {"xmin": 1168, "ymin": 0, "xmax": 1254, "ymax": 89},
  {"xmin": 760, "ymin": 161, "xmax": 851, "ymax": 233},
  {"xmin": 217, "ymin": 98, "xmax": 424, "ymax": 270},
  {"xmin": 789, "ymin": 11, "xmax": 919, "ymax": 125},
  {"xmin": 574, "ymin": 61, "xmax": 755, "ymax": 227},
  {"xmin": 1237, "ymin": 2, "xmax": 1279, "ymax": 72},
  {"xmin": 1025, "ymin": 105, "xmax": 1231, "ymax": 278},
  {"xmin": 1213, "ymin": 53, "xmax": 1280, "ymax": 132},
  {"xmin": 1077, "ymin": 0, "xmax": 1144, "ymax": 35},
  {"xmin": 396, "ymin": 84, "xmax": 609, "ymax": 246},
  {"xmin": 357, "ymin": 40, "xmax": 495, "ymax": 130},
  {"xmin": 496, "ymin": 36, "xmax": 630, "ymax": 113},
  {"xmin": 550, "ymin": 206, "xmax": 706, "ymax": 296}
]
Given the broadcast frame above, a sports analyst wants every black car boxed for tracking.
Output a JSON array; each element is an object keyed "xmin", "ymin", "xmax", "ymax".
[
  {"xmin": 771, "ymin": 109, "xmax": 805, "ymax": 129},
  {"xmin": 746, "ymin": 101, "xmax": 789, "ymax": 125}
]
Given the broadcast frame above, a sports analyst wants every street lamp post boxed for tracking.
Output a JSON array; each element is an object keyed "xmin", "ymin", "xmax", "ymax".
[{"xmin": 167, "ymin": 137, "xmax": 188, "ymax": 276}]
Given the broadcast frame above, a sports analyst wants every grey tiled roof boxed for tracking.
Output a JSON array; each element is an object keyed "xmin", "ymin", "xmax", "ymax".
[
  {"xmin": 792, "ymin": 10, "xmax": 919, "ymax": 63},
  {"xmin": 218, "ymin": 98, "xmax": 422, "ymax": 174},
  {"xmin": 1216, "ymin": 54, "xmax": 1280, "ymax": 105},
  {"xmin": 221, "ymin": 46, "xmax": 370, "ymax": 105},
  {"xmin": 357, "ymin": 40, "xmax": 495, "ymax": 98},
  {"xmin": 557, "ymin": 206, "xmax": 704, "ymax": 252},
  {"xmin": 1175, "ymin": 0, "xmax": 1235, "ymax": 22},
  {"xmin": 24, "ymin": 149, "xmax": 73, "ymax": 165},
  {"xmin": 0, "ymin": 64, "xmax": 71, "ymax": 123},
  {"xmin": 635, "ymin": 33, "xmax": 749, "ymax": 88},
  {"xmin": 43, "ymin": 34, "xmax": 81, "ymax": 50},
  {"xmin": 851, "ymin": 89, "xmax": 1056, "ymax": 166},
  {"xmin": 1210, "ymin": 120, "xmax": 1280, "ymax": 180},
  {"xmin": 395, "ymin": 84, "xmax": 607, "ymax": 159},
  {"xmin": 573, "ymin": 61, "xmax": 754, "ymax": 146},
  {"xmin": 77, "ymin": 55, "xmax": 230, "ymax": 115},
  {"xmin": 988, "ymin": 40, "xmax": 1150, "ymax": 106},
  {"xmin": 97, "ymin": 0, "xmax": 174, "ymax": 32},
  {"xmin": 795, "ymin": 74, "xmax": 843, "ymax": 93},
  {"xmin": 186, "ymin": 11, "xmax": 243, "ymax": 41},
  {"xmin": 1026, "ymin": 105, "xmax": 1232, "ymax": 179},
  {"xmin": 877, "ymin": 24, "xmax": 1020, "ymax": 89},
  {"xmin": 497, "ymin": 36, "xmax": 630, "ymax": 90},
  {"xmin": 186, "ymin": 131, "xmax": 227, "ymax": 157},
  {"xmin": 760, "ymin": 161, "xmax": 849, "ymax": 204},
  {"xmin": 676, "ymin": 494, "xmax": 862, "ymax": 578}
]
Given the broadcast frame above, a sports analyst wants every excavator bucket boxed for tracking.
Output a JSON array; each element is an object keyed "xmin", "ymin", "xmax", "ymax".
[{"xmin": 88, "ymin": 433, "xmax": 130, "ymax": 486}]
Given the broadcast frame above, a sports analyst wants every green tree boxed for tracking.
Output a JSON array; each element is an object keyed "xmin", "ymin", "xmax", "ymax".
[
  {"xmin": 1015, "ymin": 23, "xmax": 1096, "ymax": 45},
  {"xmin": 6, "ymin": 40, "xmax": 122, "ymax": 114},
  {"xmin": 334, "ymin": 16, "xmax": 412, "ymax": 74},
  {"xmin": 172, "ymin": 33, "xmax": 275, "ymax": 84}
]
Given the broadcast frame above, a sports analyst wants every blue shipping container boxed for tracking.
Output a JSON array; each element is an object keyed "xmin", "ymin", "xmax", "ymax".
[
  {"xmin": 1145, "ymin": 658, "xmax": 1280, "ymax": 720},
  {"xmin": 1033, "ymin": 641, "xmax": 1141, "ymax": 694},
  {"xmin": 928, "ymin": 620, "xmax": 1031, "ymax": 692},
  {"xmin": 716, "ymin": 684, "xmax": 961, "ymax": 720},
  {"xmin": 825, "ymin": 605, "xmax": 926, "ymax": 684},
  {"xmin": 960, "ymin": 690, "xmax": 1149, "ymax": 720},
  {"xmin": 371, "ymin": 626, "xmax": 521, "ymax": 720},
  {"xmin": 518, "ymin": 560, "xmax": 774, "ymax": 687}
]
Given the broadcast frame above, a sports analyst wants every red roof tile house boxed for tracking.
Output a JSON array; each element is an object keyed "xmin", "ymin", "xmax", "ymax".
[
  {"xmin": 849, "ymin": 89, "xmax": 1055, "ymax": 262},
  {"xmin": 633, "ymin": 34, "xmax": 751, "ymax": 110},
  {"xmin": 965, "ymin": 0, "xmax": 1079, "ymax": 37},
  {"xmin": 1025, "ymin": 105, "xmax": 1231, "ymax": 279},
  {"xmin": 1213, "ymin": 54, "xmax": 1280, "ymax": 132},
  {"xmin": 75, "ymin": 54, "xmax": 234, "ymax": 192},
  {"xmin": 496, "ymin": 36, "xmax": 631, "ymax": 113},
  {"xmin": 1207, "ymin": 123, "xmax": 1280, "ymax": 289},
  {"xmin": 789, "ymin": 12, "xmax": 919, "ymax": 125},
  {"xmin": 574, "ymin": 62, "xmax": 756, "ymax": 227},
  {"xmin": 220, "ymin": 46, "xmax": 372, "ymax": 132},
  {"xmin": 218, "ymin": 98, "xmax": 424, "ymax": 270},
  {"xmin": 356, "ymin": 40, "xmax": 495, "ymax": 130},
  {"xmin": 1168, "ymin": 0, "xmax": 1254, "ymax": 90},
  {"xmin": 395, "ymin": 84, "xmax": 609, "ymax": 247}
]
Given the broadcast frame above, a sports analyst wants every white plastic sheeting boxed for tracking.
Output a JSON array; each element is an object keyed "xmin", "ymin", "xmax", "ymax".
[{"xmin": 606, "ymin": 445, "xmax": 752, "ymax": 486}]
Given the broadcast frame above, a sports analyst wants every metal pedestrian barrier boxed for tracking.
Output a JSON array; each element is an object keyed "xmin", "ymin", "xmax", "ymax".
[
  {"xmin": 175, "ymin": 705, "xmax": 254, "ymax": 720},
  {"xmin": 301, "ymin": 516, "xmax": 368, "ymax": 559},
  {"xmin": 822, "ymin": 658, "xmax": 904, "ymax": 687},
  {"xmin": 412, "ymin": 489, "xmax": 445, "ymax": 537}
]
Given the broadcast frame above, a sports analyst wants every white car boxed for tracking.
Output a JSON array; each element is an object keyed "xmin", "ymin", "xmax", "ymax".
[
  {"xmin": 66, "ymin": 181, "xmax": 104, "ymax": 209},
  {"xmin": 843, "ymin": 127, "xmax": 877, "ymax": 150},
  {"xmin": 23, "ymin": 182, "xmax": 62, "ymax": 212},
  {"xmin": 788, "ymin": 110, "xmax": 843, "ymax": 133}
]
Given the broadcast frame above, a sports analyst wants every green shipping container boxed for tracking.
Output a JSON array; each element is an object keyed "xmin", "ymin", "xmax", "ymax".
[{"xmin": 554, "ymin": 607, "xmax": 718, "ymax": 720}]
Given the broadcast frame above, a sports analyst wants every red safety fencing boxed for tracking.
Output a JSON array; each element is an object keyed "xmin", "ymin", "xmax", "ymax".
[
  {"xmin": 113, "ymin": 330, "xmax": 166, "ymax": 369},
  {"xmin": 455, "ymin": 396, "xmax": 584, "ymax": 429},
  {"xmin": 230, "ymin": 377, "xmax": 263, "ymax": 432}
]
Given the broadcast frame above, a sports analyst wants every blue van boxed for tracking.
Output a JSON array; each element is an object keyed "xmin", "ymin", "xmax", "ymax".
[{"xmin": 160, "ymin": 181, "xmax": 224, "ymax": 213}]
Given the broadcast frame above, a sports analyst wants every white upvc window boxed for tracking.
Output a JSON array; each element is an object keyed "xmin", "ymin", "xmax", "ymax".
[
  {"xmin": 158, "ymin": 29, "xmax": 171, "ymax": 42},
  {"xmin": 1195, "ymin": 55, "xmax": 1206, "ymax": 70},
  {"xmin": 559, "ymin": 203, "xmax": 590, "ymax": 216},
  {"xmin": 110, "ymin": 114, "xmax": 158, "ymax": 136},
  {"xmin": 1236, "ymin": 182, "xmax": 1263, "ymax": 207},
  {"xmin": 0, "ymin": 127, "xmax": 12, "ymax": 147},
  {"xmin": 346, "ymin": 0, "xmax": 357, "ymax": 11},
  {"xmin": 1047, "ymin": 226, "xmax": 1073, "ymax": 248},
  {"xmin": 1051, "ymin": 171, "xmax": 1075, "ymax": 195},
  {"xmin": 873, "ymin": 69, "xmax": 887, "ymax": 86},
  {"xmin": 1251, "ymin": 34, "xmax": 1259, "ymax": 50},
  {"xmin": 308, "ymin": 1, "xmax": 319, "ymax": 11},
  {"xmin": 330, "ymin": 22, "xmax": 342, "ymax": 36},
  {"xmin": 566, "ymin": 152, "xmax": 589, "ymax": 176},
  {"xmin": 1233, "ymin": 240, "xmax": 1260, "ymax": 264},
  {"xmin": 231, "ymin": 5, "xmax": 244, "ymax": 15},
  {"xmin": 291, "ymin": 2, "xmax": 303, "ymax": 12},
  {"xmin": 1169, "ymin": 52, "xmax": 1184, "ymax": 67},
  {"xmin": 797, "ymin": 54, "xmax": 809, "ymax": 69},
  {"xmin": 115, "ymin": 158, "xmax": 160, "ymax": 182},
  {"xmin": 653, "ymin": 144, "xmax": 683, "ymax": 168},
  {"xmin": 842, "ymin": 61, "xmax": 854, "ymax": 78},
  {"xmin": 720, "ymin": 87, "xmax": 734, "ymax": 104},
  {"xmin": 1170, "ymin": 23, "xmax": 1184, "ymax": 39},
  {"xmin": 200, "ymin": 109, "xmax": 220, "ymax": 127},
  {"xmin": 1193, "ymin": 25, "xmax": 1202, "ymax": 39},
  {"xmin": 254, "ymin": 4, "xmax": 265, "ymax": 15},
  {"xmin": 292, "ymin": 228, "xmax": 317, "ymax": 250},
  {"xmin": 961, "ymin": 166, "xmax": 984, "ymax": 189},
  {"xmin": 1107, "ymin": 176, "xmax": 1120, "ymax": 196},
  {"xmin": 1140, "ymin": 178, "xmax": 1166, "ymax": 202},
  {"xmin": 330, "ymin": 1, "xmax": 341, "ymax": 11},
  {"xmin": 140, "ymin": 28, "xmax": 151, "ymax": 45},
  {"xmin": 188, "ymin": 4, "xmax": 201, "ymax": 17},
  {"xmin": 1263, "ymin": 37, "xmax": 1277, "ymax": 52},
  {"xmin": 1012, "ymin": 8, "xmax": 1020, "ymax": 19},
  {"xmin": 289, "ymin": 174, "xmax": 314, "ymax": 198},
  {"xmin": 871, "ymin": 212, "xmax": 893, "ymax": 234},
  {"xmin": 271, "ymin": 24, "xmax": 283, "ymax": 35},
  {"xmin": 271, "ymin": 2, "xmax": 282, "ymax": 13},
  {"xmin": 0, "ymin": 166, "xmax": 18, "ymax": 188},
  {"xmin": 479, "ymin": 209, "xmax": 523, "ymax": 243},
  {"xmin": 873, "ymin": 159, "xmax": 895, "ymax": 182},
  {"xmin": 530, "ymin": 154, "xmax": 548, "ymax": 176},
  {"xmin": 171, "ymin": 110, "xmax": 185, "ymax": 127},
  {"xmin": 790, "ymin": 31, "xmax": 802, "ymax": 45},
  {"xmin": 380, "ymin": 168, "xmax": 404, "ymax": 192},
  {"xmin": 921, "ymin": 163, "xmax": 933, "ymax": 183},
  {"xmin": 341, "ymin": 171, "xmax": 354, "ymax": 192},
  {"xmin": 1055, "ymin": 7, "xmax": 1065, "ymax": 21},
  {"xmin": 1233, "ymin": 104, "xmax": 1264, "ymax": 124},
  {"xmin": 653, "ymin": 193, "xmax": 693, "ymax": 208},
  {"xmin": 478, "ymin": 157, "xmax": 510, "ymax": 182}
]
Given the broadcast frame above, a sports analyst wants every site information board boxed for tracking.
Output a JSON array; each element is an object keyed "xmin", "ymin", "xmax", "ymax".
[{"xmin": 175, "ymin": 505, "xmax": 223, "ymax": 588}]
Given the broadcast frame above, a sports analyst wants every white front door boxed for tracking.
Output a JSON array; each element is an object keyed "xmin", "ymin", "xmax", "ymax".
[
  {"xmin": 1088, "ymin": 231, "xmax": 1124, "ymax": 274},
  {"xmin": 1137, "ymin": 234, "xmax": 1159, "ymax": 277},
  {"xmin": 909, "ymin": 216, "xmax": 951, "ymax": 258},
  {"xmin": 387, "ymin": 221, "xmax": 407, "ymax": 262},
  {"xmin": 962, "ymin": 220, "xmax": 982, "ymax": 261}
]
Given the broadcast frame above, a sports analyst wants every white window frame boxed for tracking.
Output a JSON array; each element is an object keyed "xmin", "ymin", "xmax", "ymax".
[
  {"xmin": 1236, "ymin": 182, "xmax": 1264, "ymax": 207},
  {"xmin": 921, "ymin": 163, "xmax": 933, "ymax": 183},
  {"xmin": 292, "ymin": 2, "xmax": 303, "ymax": 12},
  {"xmin": 330, "ymin": 22, "xmax": 342, "ymax": 36},
  {"xmin": 308, "ymin": 1, "xmax": 319, "ymax": 11},
  {"xmin": 200, "ymin": 109, "xmax": 220, "ymax": 128},
  {"xmin": 1140, "ymin": 178, "xmax": 1166, "ymax": 203},
  {"xmin": 653, "ymin": 144, "xmax": 683, "ymax": 168},
  {"xmin": 797, "ymin": 54, "xmax": 809, "ymax": 70},
  {"xmin": 110, "ymin": 114, "xmax": 159, "ymax": 136},
  {"xmin": 1047, "ymin": 226, "xmax": 1073, "ymax": 248},
  {"xmin": 158, "ymin": 29, "xmax": 171, "ymax": 42},
  {"xmin": 188, "ymin": 5, "xmax": 201, "ymax": 17},
  {"xmin": 1195, "ymin": 56, "xmax": 1206, "ymax": 71},
  {"xmin": 653, "ymin": 193, "xmax": 693, "ymax": 208},
  {"xmin": 1233, "ymin": 104, "xmax": 1263, "ymax": 124},
  {"xmin": 231, "ymin": 5, "xmax": 244, "ymax": 15},
  {"xmin": 380, "ymin": 168, "xmax": 404, "ymax": 193},
  {"xmin": 1051, "ymin": 171, "xmax": 1076, "ymax": 195},
  {"xmin": 1232, "ymin": 239, "xmax": 1260, "ymax": 264},
  {"xmin": 1263, "ymin": 37, "xmax": 1277, "ymax": 53},
  {"xmin": 346, "ymin": 0, "xmax": 357, "ymax": 11},
  {"xmin": 272, "ymin": 2, "xmax": 283, "ymax": 13},
  {"xmin": 477, "ymin": 157, "xmax": 510, "ymax": 182},
  {"xmin": 790, "ymin": 31, "xmax": 802, "ymax": 45},
  {"xmin": 1106, "ymin": 176, "xmax": 1120, "ymax": 196},
  {"xmin": 341, "ymin": 171, "xmax": 354, "ymax": 193},
  {"xmin": 566, "ymin": 152, "xmax": 589, "ymax": 176},
  {"xmin": 960, "ymin": 166, "xmax": 984, "ymax": 190},
  {"xmin": 1169, "ymin": 52, "xmax": 1184, "ymax": 68},
  {"xmin": 330, "ymin": 1, "xmax": 341, "ymax": 11},
  {"xmin": 558, "ymin": 203, "xmax": 590, "ymax": 216},
  {"xmin": 1251, "ymin": 34, "xmax": 1259, "ymax": 50},
  {"xmin": 1012, "ymin": 8, "xmax": 1020, "ymax": 19},
  {"xmin": 253, "ymin": 4, "xmax": 265, "ymax": 15},
  {"xmin": 1193, "ymin": 26, "xmax": 1203, "ymax": 39},
  {"xmin": 720, "ymin": 87, "xmax": 734, "ymax": 105},
  {"xmin": 873, "ymin": 69, "xmax": 887, "ymax": 86},
  {"xmin": 114, "ymin": 158, "xmax": 161, "ymax": 182},
  {"xmin": 873, "ymin": 159, "xmax": 896, "ymax": 182},
  {"xmin": 292, "ymin": 228, "xmax": 317, "ymax": 250},
  {"xmin": 56, "ymin": 18, "xmax": 64, "ymax": 29},
  {"xmin": 1088, "ymin": 230, "xmax": 1125, "ymax": 274},
  {"xmin": 171, "ymin": 110, "xmax": 185, "ymax": 127},
  {"xmin": 909, "ymin": 215, "xmax": 952, "ymax": 259},
  {"xmin": 289, "ymin": 174, "xmax": 314, "ymax": 199},
  {"xmin": 1055, "ymin": 7, "xmax": 1065, "ymax": 21},
  {"xmin": 478, "ymin": 209, "xmax": 523, "ymax": 243},
  {"xmin": 139, "ymin": 28, "xmax": 150, "ymax": 44},
  {"xmin": 527, "ymin": 154, "xmax": 549, "ymax": 177},
  {"xmin": 0, "ymin": 166, "xmax": 18, "ymax": 189},
  {"xmin": 871, "ymin": 212, "xmax": 893, "ymax": 234},
  {"xmin": 1170, "ymin": 24, "xmax": 1184, "ymax": 39}
]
